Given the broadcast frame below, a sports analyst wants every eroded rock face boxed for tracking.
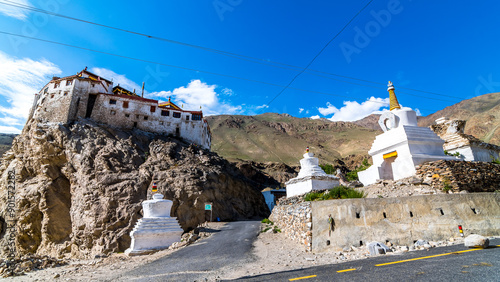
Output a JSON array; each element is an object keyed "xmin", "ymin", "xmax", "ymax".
[{"xmin": 0, "ymin": 119, "xmax": 269, "ymax": 259}]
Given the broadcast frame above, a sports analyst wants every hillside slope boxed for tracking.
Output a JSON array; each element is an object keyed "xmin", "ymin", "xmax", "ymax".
[
  {"xmin": 0, "ymin": 133, "xmax": 17, "ymax": 158},
  {"xmin": 418, "ymin": 92, "xmax": 500, "ymax": 145},
  {"xmin": 206, "ymin": 113, "xmax": 380, "ymax": 166},
  {"xmin": 0, "ymin": 119, "xmax": 268, "ymax": 259}
]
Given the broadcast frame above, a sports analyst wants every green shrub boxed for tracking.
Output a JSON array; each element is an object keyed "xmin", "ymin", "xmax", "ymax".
[
  {"xmin": 273, "ymin": 226, "xmax": 281, "ymax": 233},
  {"xmin": 304, "ymin": 186, "xmax": 365, "ymax": 201},
  {"xmin": 444, "ymin": 150, "xmax": 461, "ymax": 157},
  {"xmin": 261, "ymin": 227, "xmax": 272, "ymax": 233},
  {"xmin": 304, "ymin": 191, "xmax": 323, "ymax": 201},
  {"xmin": 345, "ymin": 159, "xmax": 371, "ymax": 181},
  {"xmin": 442, "ymin": 177, "xmax": 452, "ymax": 192},
  {"xmin": 319, "ymin": 164, "xmax": 335, "ymax": 174},
  {"xmin": 261, "ymin": 218, "xmax": 273, "ymax": 225}
]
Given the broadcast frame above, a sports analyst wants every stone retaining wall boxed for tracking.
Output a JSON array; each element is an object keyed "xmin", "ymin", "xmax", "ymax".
[
  {"xmin": 269, "ymin": 202, "xmax": 312, "ymax": 251},
  {"xmin": 312, "ymin": 193, "xmax": 500, "ymax": 252},
  {"xmin": 416, "ymin": 160, "xmax": 500, "ymax": 192}
]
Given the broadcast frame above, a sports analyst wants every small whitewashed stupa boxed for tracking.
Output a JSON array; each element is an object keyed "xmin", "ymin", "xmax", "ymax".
[
  {"xmin": 285, "ymin": 147, "xmax": 340, "ymax": 197},
  {"xmin": 358, "ymin": 81, "xmax": 456, "ymax": 186},
  {"xmin": 125, "ymin": 193, "xmax": 183, "ymax": 256},
  {"xmin": 431, "ymin": 117, "xmax": 500, "ymax": 162}
]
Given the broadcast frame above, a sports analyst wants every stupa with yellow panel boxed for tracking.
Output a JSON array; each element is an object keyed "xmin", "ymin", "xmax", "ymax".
[{"xmin": 358, "ymin": 81, "xmax": 456, "ymax": 186}]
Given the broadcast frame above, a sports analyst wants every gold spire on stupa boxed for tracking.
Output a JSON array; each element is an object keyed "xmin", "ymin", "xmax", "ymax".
[{"xmin": 387, "ymin": 81, "xmax": 401, "ymax": 111}]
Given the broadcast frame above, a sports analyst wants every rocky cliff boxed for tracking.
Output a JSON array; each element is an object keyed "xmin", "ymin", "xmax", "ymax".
[{"xmin": 0, "ymin": 119, "xmax": 269, "ymax": 259}]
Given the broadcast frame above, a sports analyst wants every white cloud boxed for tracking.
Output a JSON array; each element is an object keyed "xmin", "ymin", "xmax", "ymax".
[
  {"xmin": 415, "ymin": 108, "xmax": 422, "ymax": 116},
  {"xmin": 0, "ymin": 51, "xmax": 61, "ymax": 132},
  {"xmin": 256, "ymin": 104, "xmax": 269, "ymax": 110},
  {"xmin": 0, "ymin": 125, "xmax": 21, "ymax": 134},
  {"xmin": 221, "ymin": 88, "xmax": 234, "ymax": 96},
  {"xmin": 298, "ymin": 108, "xmax": 304, "ymax": 114},
  {"xmin": 0, "ymin": 116, "xmax": 23, "ymax": 126},
  {"xmin": 149, "ymin": 80, "xmax": 242, "ymax": 116},
  {"xmin": 318, "ymin": 97, "xmax": 390, "ymax": 122},
  {"xmin": 0, "ymin": 0, "xmax": 31, "ymax": 20},
  {"xmin": 90, "ymin": 67, "xmax": 142, "ymax": 93},
  {"xmin": 310, "ymin": 115, "xmax": 320, "ymax": 119}
]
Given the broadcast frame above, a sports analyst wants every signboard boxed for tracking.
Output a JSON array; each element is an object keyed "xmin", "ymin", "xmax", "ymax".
[{"xmin": 205, "ymin": 203, "xmax": 212, "ymax": 211}]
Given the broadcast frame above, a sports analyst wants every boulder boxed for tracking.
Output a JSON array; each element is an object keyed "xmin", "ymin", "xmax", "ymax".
[
  {"xmin": 368, "ymin": 242, "xmax": 391, "ymax": 255},
  {"xmin": 414, "ymin": 239, "xmax": 429, "ymax": 247},
  {"xmin": 464, "ymin": 234, "xmax": 489, "ymax": 248}
]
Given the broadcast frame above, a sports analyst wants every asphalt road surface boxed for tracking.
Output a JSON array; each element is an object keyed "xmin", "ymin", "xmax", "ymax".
[
  {"xmin": 237, "ymin": 238, "xmax": 500, "ymax": 282},
  {"xmin": 115, "ymin": 220, "xmax": 261, "ymax": 281}
]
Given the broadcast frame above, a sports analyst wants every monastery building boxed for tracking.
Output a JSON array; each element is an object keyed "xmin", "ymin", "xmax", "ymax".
[{"xmin": 28, "ymin": 68, "xmax": 211, "ymax": 149}]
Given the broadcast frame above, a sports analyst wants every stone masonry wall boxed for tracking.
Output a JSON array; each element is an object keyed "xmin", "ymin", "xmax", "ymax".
[
  {"xmin": 269, "ymin": 201, "xmax": 312, "ymax": 251},
  {"xmin": 416, "ymin": 160, "xmax": 500, "ymax": 192},
  {"xmin": 312, "ymin": 193, "xmax": 500, "ymax": 252}
]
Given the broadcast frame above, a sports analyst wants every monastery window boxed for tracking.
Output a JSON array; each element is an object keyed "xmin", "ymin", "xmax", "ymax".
[
  {"xmin": 91, "ymin": 83, "xmax": 96, "ymax": 87},
  {"xmin": 150, "ymin": 106, "xmax": 156, "ymax": 112},
  {"xmin": 51, "ymin": 94, "xmax": 54, "ymax": 98},
  {"xmin": 123, "ymin": 101, "xmax": 129, "ymax": 108},
  {"xmin": 186, "ymin": 115, "xmax": 190, "ymax": 121},
  {"xmin": 109, "ymin": 99, "xmax": 117, "ymax": 105},
  {"xmin": 173, "ymin": 112, "xmax": 181, "ymax": 118},
  {"xmin": 64, "ymin": 92, "xmax": 68, "ymax": 96},
  {"xmin": 54, "ymin": 82, "xmax": 60, "ymax": 88},
  {"xmin": 159, "ymin": 121, "xmax": 164, "ymax": 125},
  {"xmin": 192, "ymin": 114, "xmax": 202, "ymax": 121},
  {"xmin": 66, "ymin": 80, "xmax": 73, "ymax": 86},
  {"xmin": 43, "ymin": 87, "xmax": 48, "ymax": 94},
  {"xmin": 125, "ymin": 114, "xmax": 130, "ymax": 118},
  {"xmin": 161, "ymin": 110, "xmax": 169, "ymax": 117},
  {"xmin": 136, "ymin": 114, "xmax": 140, "ymax": 119},
  {"xmin": 110, "ymin": 110, "xmax": 116, "ymax": 115},
  {"xmin": 144, "ymin": 116, "xmax": 148, "ymax": 120}
]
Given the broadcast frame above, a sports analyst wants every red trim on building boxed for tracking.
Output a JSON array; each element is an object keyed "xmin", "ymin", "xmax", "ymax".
[{"xmin": 100, "ymin": 93, "xmax": 158, "ymax": 103}]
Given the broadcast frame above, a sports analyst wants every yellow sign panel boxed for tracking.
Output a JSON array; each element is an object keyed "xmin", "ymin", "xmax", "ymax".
[{"xmin": 383, "ymin": 151, "xmax": 398, "ymax": 159}]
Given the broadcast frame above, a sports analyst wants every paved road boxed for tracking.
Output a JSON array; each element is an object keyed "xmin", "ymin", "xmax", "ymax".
[
  {"xmin": 115, "ymin": 221, "xmax": 260, "ymax": 281},
  {"xmin": 236, "ymin": 239, "xmax": 500, "ymax": 281}
]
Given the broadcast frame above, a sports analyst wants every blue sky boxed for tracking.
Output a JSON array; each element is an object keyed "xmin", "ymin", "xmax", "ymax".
[{"xmin": 1, "ymin": 0, "xmax": 500, "ymax": 133}]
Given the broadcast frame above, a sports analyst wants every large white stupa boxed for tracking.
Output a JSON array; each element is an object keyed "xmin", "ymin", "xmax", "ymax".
[
  {"xmin": 285, "ymin": 147, "xmax": 340, "ymax": 197},
  {"xmin": 358, "ymin": 81, "xmax": 456, "ymax": 186},
  {"xmin": 125, "ymin": 193, "xmax": 183, "ymax": 256}
]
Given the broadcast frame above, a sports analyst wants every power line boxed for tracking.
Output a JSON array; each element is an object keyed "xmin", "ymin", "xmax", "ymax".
[
  {"xmin": 0, "ymin": 0, "xmax": 460, "ymax": 100},
  {"xmin": 0, "ymin": 30, "xmax": 457, "ymax": 107},
  {"xmin": 264, "ymin": 0, "xmax": 375, "ymax": 107}
]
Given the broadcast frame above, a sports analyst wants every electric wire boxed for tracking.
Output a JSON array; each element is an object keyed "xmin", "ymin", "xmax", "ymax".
[
  {"xmin": 264, "ymin": 0, "xmax": 374, "ymax": 107},
  {"xmin": 0, "ymin": 0, "xmax": 460, "ymax": 100},
  {"xmin": 0, "ymin": 30, "xmax": 452, "ymax": 109}
]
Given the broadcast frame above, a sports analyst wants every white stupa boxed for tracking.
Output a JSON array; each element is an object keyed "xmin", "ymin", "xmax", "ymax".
[
  {"xmin": 125, "ymin": 193, "xmax": 183, "ymax": 256},
  {"xmin": 358, "ymin": 81, "xmax": 456, "ymax": 186},
  {"xmin": 285, "ymin": 147, "xmax": 340, "ymax": 197}
]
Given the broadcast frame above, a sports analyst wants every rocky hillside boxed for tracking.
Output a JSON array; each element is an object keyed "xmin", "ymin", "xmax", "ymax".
[
  {"xmin": 206, "ymin": 113, "xmax": 379, "ymax": 166},
  {"xmin": 0, "ymin": 119, "xmax": 269, "ymax": 259},
  {"xmin": 0, "ymin": 134, "xmax": 16, "ymax": 159},
  {"xmin": 418, "ymin": 92, "xmax": 500, "ymax": 145}
]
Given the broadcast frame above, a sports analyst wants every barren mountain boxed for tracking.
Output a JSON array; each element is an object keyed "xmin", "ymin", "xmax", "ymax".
[
  {"xmin": 0, "ymin": 134, "xmax": 16, "ymax": 159},
  {"xmin": 0, "ymin": 119, "xmax": 268, "ymax": 259},
  {"xmin": 206, "ymin": 113, "xmax": 379, "ymax": 167},
  {"xmin": 417, "ymin": 92, "xmax": 500, "ymax": 145},
  {"xmin": 352, "ymin": 114, "xmax": 381, "ymax": 130}
]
